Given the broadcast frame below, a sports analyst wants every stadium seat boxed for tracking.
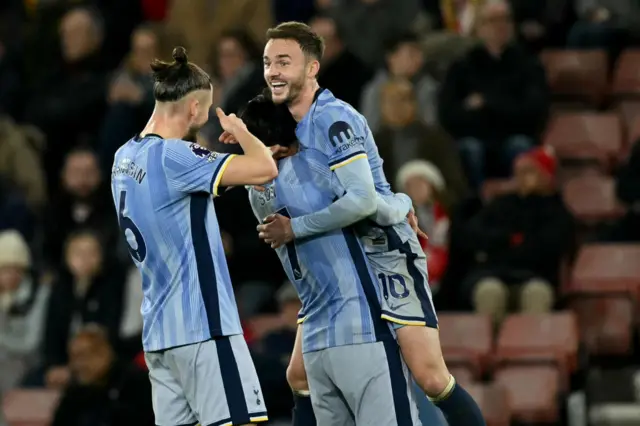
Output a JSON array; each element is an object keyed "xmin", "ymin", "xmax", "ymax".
[
  {"xmin": 465, "ymin": 383, "xmax": 511, "ymax": 426},
  {"xmin": 612, "ymin": 50, "xmax": 640, "ymax": 98},
  {"xmin": 562, "ymin": 174, "xmax": 626, "ymax": 224},
  {"xmin": 449, "ymin": 366, "xmax": 474, "ymax": 387},
  {"xmin": 495, "ymin": 366, "xmax": 561, "ymax": 424},
  {"xmin": 2, "ymin": 389, "xmax": 60, "ymax": 426},
  {"xmin": 496, "ymin": 313, "xmax": 578, "ymax": 390},
  {"xmin": 569, "ymin": 244, "xmax": 640, "ymax": 294},
  {"xmin": 569, "ymin": 296, "xmax": 634, "ymax": 356},
  {"xmin": 544, "ymin": 112, "xmax": 623, "ymax": 170},
  {"xmin": 481, "ymin": 179, "xmax": 516, "ymax": 202},
  {"xmin": 617, "ymin": 101, "xmax": 640, "ymax": 151},
  {"xmin": 540, "ymin": 49, "xmax": 608, "ymax": 107},
  {"xmin": 438, "ymin": 313, "xmax": 493, "ymax": 378}
]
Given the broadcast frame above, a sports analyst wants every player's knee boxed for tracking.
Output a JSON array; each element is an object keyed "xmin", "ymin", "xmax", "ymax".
[
  {"xmin": 411, "ymin": 358, "xmax": 451, "ymax": 397},
  {"xmin": 286, "ymin": 360, "xmax": 308, "ymax": 391}
]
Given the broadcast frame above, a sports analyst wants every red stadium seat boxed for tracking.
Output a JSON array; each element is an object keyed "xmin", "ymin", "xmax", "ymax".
[
  {"xmin": 438, "ymin": 313, "xmax": 493, "ymax": 378},
  {"xmin": 495, "ymin": 366, "xmax": 561, "ymax": 424},
  {"xmin": 544, "ymin": 112, "xmax": 623, "ymax": 170},
  {"xmin": 449, "ymin": 366, "xmax": 474, "ymax": 387},
  {"xmin": 569, "ymin": 296, "xmax": 634, "ymax": 356},
  {"xmin": 465, "ymin": 383, "xmax": 511, "ymax": 426},
  {"xmin": 496, "ymin": 313, "xmax": 578, "ymax": 390},
  {"xmin": 612, "ymin": 50, "xmax": 640, "ymax": 98},
  {"xmin": 562, "ymin": 174, "xmax": 626, "ymax": 224},
  {"xmin": 2, "ymin": 389, "xmax": 60, "ymax": 426},
  {"xmin": 617, "ymin": 101, "xmax": 640, "ymax": 150},
  {"xmin": 540, "ymin": 49, "xmax": 609, "ymax": 107},
  {"xmin": 569, "ymin": 244, "xmax": 640, "ymax": 294}
]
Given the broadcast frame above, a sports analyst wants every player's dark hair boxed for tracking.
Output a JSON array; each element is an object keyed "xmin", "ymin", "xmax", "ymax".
[
  {"xmin": 240, "ymin": 89, "xmax": 297, "ymax": 147},
  {"xmin": 266, "ymin": 21, "xmax": 325, "ymax": 61},
  {"xmin": 383, "ymin": 32, "xmax": 420, "ymax": 55},
  {"xmin": 150, "ymin": 46, "xmax": 212, "ymax": 102}
]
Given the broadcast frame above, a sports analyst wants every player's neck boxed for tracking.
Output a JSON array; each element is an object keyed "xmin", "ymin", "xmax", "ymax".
[
  {"xmin": 141, "ymin": 108, "xmax": 189, "ymax": 140},
  {"xmin": 288, "ymin": 80, "xmax": 319, "ymax": 122}
]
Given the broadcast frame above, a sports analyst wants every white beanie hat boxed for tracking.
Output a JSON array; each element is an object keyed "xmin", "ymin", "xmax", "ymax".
[
  {"xmin": 395, "ymin": 160, "xmax": 446, "ymax": 192},
  {"xmin": 0, "ymin": 230, "xmax": 31, "ymax": 269}
]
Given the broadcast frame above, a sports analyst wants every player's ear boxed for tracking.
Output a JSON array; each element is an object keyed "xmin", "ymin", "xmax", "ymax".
[{"xmin": 307, "ymin": 59, "xmax": 320, "ymax": 79}]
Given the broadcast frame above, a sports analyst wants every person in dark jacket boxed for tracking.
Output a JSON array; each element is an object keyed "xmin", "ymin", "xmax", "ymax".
[
  {"xmin": 438, "ymin": 0, "xmax": 549, "ymax": 191},
  {"xmin": 52, "ymin": 325, "xmax": 153, "ymax": 426},
  {"xmin": 459, "ymin": 147, "xmax": 575, "ymax": 325}
]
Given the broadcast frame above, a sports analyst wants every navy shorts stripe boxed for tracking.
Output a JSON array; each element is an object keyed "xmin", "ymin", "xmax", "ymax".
[
  {"xmin": 383, "ymin": 340, "xmax": 414, "ymax": 426},
  {"xmin": 342, "ymin": 228, "xmax": 393, "ymax": 341},
  {"xmin": 190, "ymin": 194, "xmax": 222, "ymax": 335},
  {"xmin": 215, "ymin": 337, "xmax": 251, "ymax": 424},
  {"xmin": 385, "ymin": 227, "xmax": 437, "ymax": 326}
]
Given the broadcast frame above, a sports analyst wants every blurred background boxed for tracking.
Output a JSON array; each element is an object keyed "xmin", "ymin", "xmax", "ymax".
[{"xmin": 1, "ymin": 0, "xmax": 640, "ymax": 425}]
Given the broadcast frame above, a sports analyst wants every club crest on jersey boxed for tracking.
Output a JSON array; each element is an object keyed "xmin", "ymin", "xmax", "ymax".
[{"xmin": 189, "ymin": 143, "xmax": 218, "ymax": 162}]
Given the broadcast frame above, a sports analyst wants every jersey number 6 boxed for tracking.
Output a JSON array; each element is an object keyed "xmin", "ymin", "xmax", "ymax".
[{"xmin": 118, "ymin": 190, "xmax": 147, "ymax": 262}]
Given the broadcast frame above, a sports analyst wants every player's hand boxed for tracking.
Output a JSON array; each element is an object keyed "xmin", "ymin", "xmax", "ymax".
[
  {"xmin": 218, "ymin": 130, "xmax": 238, "ymax": 144},
  {"xmin": 257, "ymin": 213, "xmax": 293, "ymax": 249},
  {"xmin": 407, "ymin": 210, "xmax": 428, "ymax": 240},
  {"xmin": 216, "ymin": 108, "xmax": 247, "ymax": 136}
]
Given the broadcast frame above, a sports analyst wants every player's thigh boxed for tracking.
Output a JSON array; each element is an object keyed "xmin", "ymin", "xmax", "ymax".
[
  {"xmin": 396, "ymin": 326, "xmax": 451, "ymax": 394},
  {"xmin": 303, "ymin": 349, "xmax": 354, "ymax": 426},
  {"xmin": 325, "ymin": 342, "xmax": 421, "ymax": 426},
  {"xmin": 286, "ymin": 325, "xmax": 308, "ymax": 390},
  {"xmin": 170, "ymin": 336, "xmax": 268, "ymax": 426},
  {"xmin": 375, "ymin": 252, "xmax": 438, "ymax": 329},
  {"xmin": 144, "ymin": 351, "xmax": 197, "ymax": 426}
]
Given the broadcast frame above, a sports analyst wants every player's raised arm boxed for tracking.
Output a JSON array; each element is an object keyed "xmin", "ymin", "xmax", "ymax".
[{"xmin": 214, "ymin": 107, "xmax": 278, "ymax": 187}]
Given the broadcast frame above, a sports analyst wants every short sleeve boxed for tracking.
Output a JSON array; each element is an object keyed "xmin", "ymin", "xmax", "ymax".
[
  {"xmin": 163, "ymin": 141, "xmax": 236, "ymax": 196},
  {"xmin": 315, "ymin": 106, "xmax": 369, "ymax": 171}
]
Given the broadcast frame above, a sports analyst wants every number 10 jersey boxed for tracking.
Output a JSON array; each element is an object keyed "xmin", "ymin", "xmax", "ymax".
[{"xmin": 111, "ymin": 134, "xmax": 242, "ymax": 352}]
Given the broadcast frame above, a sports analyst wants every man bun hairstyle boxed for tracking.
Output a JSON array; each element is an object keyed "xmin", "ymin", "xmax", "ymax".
[
  {"xmin": 150, "ymin": 46, "xmax": 212, "ymax": 102},
  {"xmin": 266, "ymin": 21, "xmax": 325, "ymax": 61},
  {"xmin": 240, "ymin": 89, "xmax": 297, "ymax": 147}
]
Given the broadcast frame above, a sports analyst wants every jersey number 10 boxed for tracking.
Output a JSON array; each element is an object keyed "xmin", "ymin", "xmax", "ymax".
[{"xmin": 118, "ymin": 190, "xmax": 147, "ymax": 263}]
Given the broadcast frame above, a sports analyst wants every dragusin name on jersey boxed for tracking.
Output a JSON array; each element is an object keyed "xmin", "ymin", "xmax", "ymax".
[{"xmin": 112, "ymin": 158, "xmax": 147, "ymax": 184}]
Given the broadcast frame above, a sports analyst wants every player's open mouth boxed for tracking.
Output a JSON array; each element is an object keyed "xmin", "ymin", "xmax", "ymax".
[{"xmin": 270, "ymin": 82, "xmax": 287, "ymax": 95}]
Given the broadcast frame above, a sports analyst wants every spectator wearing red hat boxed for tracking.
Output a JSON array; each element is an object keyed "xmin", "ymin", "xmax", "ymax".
[
  {"xmin": 395, "ymin": 160, "xmax": 450, "ymax": 289},
  {"xmin": 457, "ymin": 147, "xmax": 575, "ymax": 325}
]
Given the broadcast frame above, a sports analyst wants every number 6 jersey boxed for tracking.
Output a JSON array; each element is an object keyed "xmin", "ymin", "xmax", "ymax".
[{"xmin": 111, "ymin": 134, "xmax": 242, "ymax": 352}]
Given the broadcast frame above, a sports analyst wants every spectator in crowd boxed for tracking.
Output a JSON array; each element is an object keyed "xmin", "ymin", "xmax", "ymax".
[
  {"xmin": 330, "ymin": 0, "xmax": 423, "ymax": 67},
  {"xmin": 374, "ymin": 79, "xmax": 467, "ymax": 209},
  {"xmin": 166, "ymin": 0, "xmax": 273, "ymax": 69},
  {"xmin": 0, "ymin": 177, "xmax": 35, "ymax": 243},
  {"xmin": 458, "ymin": 147, "xmax": 575, "ymax": 325},
  {"xmin": 51, "ymin": 325, "xmax": 154, "ymax": 426},
  {"xmin": 23, "ymin": 6, "xmax": 110, "ymax": 189},
  {"xmin": 0, "ymin": 231, "xmax": 50, "ymax": 395},
  {"xmin": 309, "ymin": 13, "xmax": 371, "ymax": 109},
  {"xmin": 438, "ymin": 0, "xmax": 549, "ymax": 191},
  {"xmin": 43, "ymin": 148, "xmax": 120, "ymax": 272},
  {"xmin": 602, "ymin": 138, "xmax": 640, "ymax": 242},
  {"xmin": 99, "ymin": 23, "xmax": 165, "ymax": 175},
  {"xmin": 202, "ymin": 29, "xmax": 266, "ymax": 151},
  {"xmin": 0, "ymin": 17, "xmax": 23, "ymax": 120},
  {"xmin": 362, "ymin": 33, "xmax": 439, "ymax": 133},
  {"xmin": 396, "ymin": 160, "xmax": 450, "ymax": 289},
  {"xmin": 0, "ymin": 117, "xmax": 46, "ymax": 211},
  {"xmin": 568, "ymin": 0, "xmax": 640, "ymax": 56},
  {"xmin": 509, "ymin": 0, "xmax": 576, "ymax": 52},
  {"xmin": 36, "ymin": 230, "xmax": 124, "ymax": 389}
]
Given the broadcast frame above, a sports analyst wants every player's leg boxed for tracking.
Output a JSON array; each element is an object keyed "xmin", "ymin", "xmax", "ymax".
[
  {"xmin": 144, "ymin": 351, "xmax": 198, "ymax": 426},
  {"xmin": 303, "ymin": 349, "xmax": 355, "ymax": 426},
  {"xmin": 170, "ymin": 336, "xmax": 268, "ymax": 426},
  {"xmin": 286, "ymin": 325, "xmax": 317, "ymax": 426},
  {"xmin": 322, "ymin": 341, "xmax": 420, "ymax": 426},
  {"xmin": 381, "ymin": 258, "xmax": 486, "ymax": 426}
]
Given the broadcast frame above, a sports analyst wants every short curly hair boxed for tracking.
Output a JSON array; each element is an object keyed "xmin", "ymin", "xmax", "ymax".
[{"xmin": 240, "ymin": 89, "xmax": 298, "ymax": 147}]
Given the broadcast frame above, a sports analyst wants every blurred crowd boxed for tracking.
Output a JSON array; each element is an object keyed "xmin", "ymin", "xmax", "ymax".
[{"xmin": 1, "ymin": 0, "xmax": 640, "ymax": 425}]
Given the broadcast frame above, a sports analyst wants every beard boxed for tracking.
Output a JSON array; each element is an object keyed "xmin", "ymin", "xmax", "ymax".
[
  {"xmin": 183, "ymin": 124, "xmax": 202, "ymax": 143},
  {"xmin": 271, "ymin": 72, "xmax": 305, "ymax": 105}
]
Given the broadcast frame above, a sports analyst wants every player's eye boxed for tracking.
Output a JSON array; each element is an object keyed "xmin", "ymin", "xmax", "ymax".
[{"xmin": 278, "ymin": 61, "xmax": 289, "ymax": 67}]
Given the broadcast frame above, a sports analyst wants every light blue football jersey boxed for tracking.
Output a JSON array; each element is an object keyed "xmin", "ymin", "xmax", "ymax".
[
  {"xmin": 111, "ymin": 134, "xmax": 242, "ymax": 352},
  {"xmin": 248, "ymin": 148, "xmax": 395, "ymax": 354}
]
